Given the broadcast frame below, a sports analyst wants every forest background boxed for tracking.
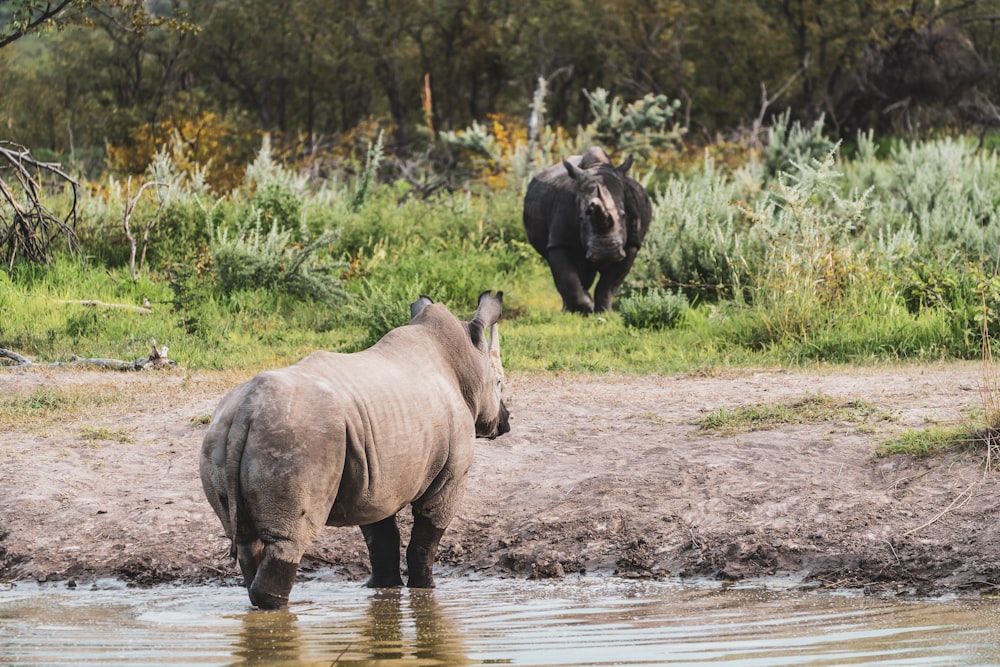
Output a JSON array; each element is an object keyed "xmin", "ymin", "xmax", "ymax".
[{"xmin": 6, "ymin": 0, "xmax": 1000, "ymax": 391}]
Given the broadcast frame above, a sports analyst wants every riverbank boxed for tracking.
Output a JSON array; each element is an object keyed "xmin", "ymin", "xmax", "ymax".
[{"xmin": 2, "ymin": 363, "xmax": 998, "ymax": 596}]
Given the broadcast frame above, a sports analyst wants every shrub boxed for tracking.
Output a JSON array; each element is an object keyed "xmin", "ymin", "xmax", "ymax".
[
  {"xmin": 211, "ymin": 214, "xmax": 348, "ymax": 305},
  {"xmin": 762, "ymin": 111, "xmax": 837, "ymax": 181},
  {"xmin": 619, "ymin": 288, "xmax": 689, "ymax": 330}
]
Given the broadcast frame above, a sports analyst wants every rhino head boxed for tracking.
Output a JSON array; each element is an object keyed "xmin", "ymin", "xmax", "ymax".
[
  {"xmin": 410, "ymin": 290, "xmax": 510, "ymax": 440},
  {"xmin": 564, "ymin": 154, "xmax": 634, "ymax": 264}
]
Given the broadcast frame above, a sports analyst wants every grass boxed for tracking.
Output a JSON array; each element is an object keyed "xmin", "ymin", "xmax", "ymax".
[
  {"xmin": 0, "ymin": 387, "xmax": 121, "ymax": 430},
  {"xmin": 79, "ymin": 425, "xmax": 135, "ymax": 444},
  {"xmin": 875, "ymin": 425, "xmax": 974, "ymax": 459},
  {"xmin": 696, "ymin": 394, "xmax": 891, "ymax": 436}
]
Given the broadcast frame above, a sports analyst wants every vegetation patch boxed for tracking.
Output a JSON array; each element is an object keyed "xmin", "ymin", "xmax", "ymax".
[
  {"xmin": 696, "ymin": 395, "xmax": 889, "ymax": 436},
  {"xmin": 0, "ymin": 388, "xmax": 120, "ymax": 429},
  {"xmin": 876, "ymin": 417, "xmax": 1000, "ymax": 468},
  {"xmin": 79, "ymin": 426, "xmax": 134, "ymax": 445}
]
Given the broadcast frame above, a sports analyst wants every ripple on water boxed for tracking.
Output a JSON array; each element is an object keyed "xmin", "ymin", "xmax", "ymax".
[{"xmin": 2, "ymin": 577, "xmax": 1000, "ymax": 666}]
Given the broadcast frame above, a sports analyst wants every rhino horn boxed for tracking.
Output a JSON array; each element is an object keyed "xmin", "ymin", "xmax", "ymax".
[
  {"xmin": 470, "ymin": 291, "xmax": 503, "ymax": 348},
  {"xmin": 616, "ymin": 154, "xmax": 634, "ymax": 175},
  {"xmin": 597, "ymin": 183, "xmax": 617, "ymax": 217},
  {"xmin": 410, "ymin": 295, "xmax": 434, "ymax": 320}
]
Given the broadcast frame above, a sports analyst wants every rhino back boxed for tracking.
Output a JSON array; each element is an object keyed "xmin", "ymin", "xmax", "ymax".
[{"xmin": 238, "ymin": 343, "xmax": 475, "ymax": 529}]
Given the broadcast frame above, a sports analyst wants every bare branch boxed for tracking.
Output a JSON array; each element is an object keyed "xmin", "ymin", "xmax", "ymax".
[
  {"xmin": 0, "ymin": 142, "xmax": 80, "ymax": 265},
  {"xmin": 747, "ymin": 55, "xmax": 811, "ymax": 149},
  {"xmin": 123, "ymin": 177, "xmax": 167, "ymax": 279}
]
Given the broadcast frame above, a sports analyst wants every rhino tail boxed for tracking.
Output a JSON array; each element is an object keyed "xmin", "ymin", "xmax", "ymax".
[{"xmin": 223, "ymin": 407, "xmax": 253, "ymax": 560}]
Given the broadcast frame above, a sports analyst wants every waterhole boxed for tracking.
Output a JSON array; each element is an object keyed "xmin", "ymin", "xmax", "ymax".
[{"xmin": 2, "ymin": 576, "xmax": 1000, "ymax": 665}]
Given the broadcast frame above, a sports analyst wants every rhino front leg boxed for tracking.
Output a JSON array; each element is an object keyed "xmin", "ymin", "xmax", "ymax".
[
  {"xmin": 547, "ymin": 248, "xmax": 595, "ymax": 313},
  {"xmin": 406, "ymin": 514, "xmax": 446, "ymax": 588},
  {"xmin": 361, "ymin": 516, "xmax": 405, "ymax": 588},
  {"xmin": 593, "ymin": 247, "xmax": 638, "ymax": 313}
]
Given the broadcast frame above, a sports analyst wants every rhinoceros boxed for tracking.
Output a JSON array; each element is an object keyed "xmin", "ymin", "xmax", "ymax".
[
  {"xmin": 200, "ymin": 291, "xmax": 509, "ymax": 609},
  {"xmin": 523, "ymin": 146, "xmax": 653, "ymax": 313}
]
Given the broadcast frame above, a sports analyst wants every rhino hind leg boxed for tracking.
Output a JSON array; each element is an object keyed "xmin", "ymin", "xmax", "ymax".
[
  {"xmin": 235, "ymin": 538, "xmax": 264, "ymax": 592},
  {"xmin": 406, "ymin": 514, "xmax": 446, "ymax": 588},
  {"xmin": 247, "ymin": 539, "xmax": 303, "ymax": 610},
  {"xmin": 361, "ymin": 516, "xmax": 405, "ymax": 588}
]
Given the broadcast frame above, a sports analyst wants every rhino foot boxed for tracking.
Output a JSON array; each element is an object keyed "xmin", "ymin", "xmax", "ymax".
[{"xmin": 364, "ymin": 573, "xmax": 404, "ymax": 588}]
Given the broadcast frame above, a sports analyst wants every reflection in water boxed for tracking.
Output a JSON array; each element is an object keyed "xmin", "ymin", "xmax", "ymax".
[
  {"xmin": 231, "ymin": 587, "xmax": 469, "ymax": 665},
  {"xmin": 232, "ymin": 608, "xmax": 302, "ymax": 665},
  {"xmin": 353, "ymin": 588, "xmax": 470, "ymax": 665}
]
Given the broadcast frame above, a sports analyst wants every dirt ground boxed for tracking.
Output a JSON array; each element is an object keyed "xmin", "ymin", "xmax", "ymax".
[{"xmin": 3, "ymin": 361, "xmax": 1000, "ymax": 597}]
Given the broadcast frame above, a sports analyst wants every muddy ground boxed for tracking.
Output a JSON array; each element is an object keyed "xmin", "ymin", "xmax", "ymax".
[{"xmin": 2, "ymin": 362, "xmax": 1000, "ymax": 597}]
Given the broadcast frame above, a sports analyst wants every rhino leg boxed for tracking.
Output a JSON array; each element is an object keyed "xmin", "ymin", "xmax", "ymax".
[
  {"xmin": 593, "ymin": 246, "xmax": 638, "ymax": 313},
  {"xmin": 547, "ymin": 248, "xmax": 595, "ymax": 313},
  {"xmin": 406, "ymin": 514, "xmax": 446, "ymax": 588},
  {"xmin": 361, "ymin": 516, "xmax": 405, "ymax": 588},
  {"xmin": 248, "ymin": 540, "xmax": 302, "ymax": 610}
]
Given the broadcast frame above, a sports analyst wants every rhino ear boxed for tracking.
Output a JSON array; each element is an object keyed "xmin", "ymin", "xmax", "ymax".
[
  {"xmin": 410, "ymin": 295, "xmax": 433, "ymax": 320},
  {"xmin": 469, "ymin": 291, "xmax": 503, "ymax": 347},
  {"xmin": 563, "ymin": 159, "xmax": 584, "ymax": 182},
  {"xmin": 616, "ymin": 154, "xmax": 634, "ymax": 175}
]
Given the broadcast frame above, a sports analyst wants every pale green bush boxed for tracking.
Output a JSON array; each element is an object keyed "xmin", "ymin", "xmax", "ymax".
[
  {"xmin": 633, "ymin": 155, "xmax": 752, "ymax": 300},
  {"xmin": 211, "ymin": 212, "xmax": 348, "ymax": 304}
]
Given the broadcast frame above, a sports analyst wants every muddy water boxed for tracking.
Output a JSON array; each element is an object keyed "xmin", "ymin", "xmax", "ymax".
[{"xmin": 3, "ymin": 576, "xmax": 1000, "ymax": 666}]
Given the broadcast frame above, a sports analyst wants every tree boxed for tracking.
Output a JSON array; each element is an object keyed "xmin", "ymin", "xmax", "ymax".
[{"xmin": 0, "ymin": 0, "xmax": 194, "ymax": 265}]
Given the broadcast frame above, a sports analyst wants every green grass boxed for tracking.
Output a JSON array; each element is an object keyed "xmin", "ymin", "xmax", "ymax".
[
  {"xmin": 0, "ymin": 387, "xmax": 122, "ymax": 430},
  {"xmin": 875, "ymin": 425, "xmax": 972, "ymax": 459},
  {"xmin": 875, "ymin": 417, "xmax": 1000, "ymax": 467},
  {"xmin": 696, "ymin": 395, "xmax": 891, "ymax": 436},
  {"xmin": 79, "ymin": 425, "xmax": 135, "ymax": 444}
]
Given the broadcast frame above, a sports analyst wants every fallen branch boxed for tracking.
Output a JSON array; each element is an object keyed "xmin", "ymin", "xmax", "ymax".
[
  {"xmin": 54, "ymin": 299, "xmax": 153, "ymax": 314},
  {"xmin": 901, "ymin": 477, "xmax": 980, "ymax": 538},
  {"xmin": 0, "ymin": 340, "xmax": 172, "ymax": 371},
  {"xmin": 0, "ymin": 348, "xmax": 31, "ymax": 366}
]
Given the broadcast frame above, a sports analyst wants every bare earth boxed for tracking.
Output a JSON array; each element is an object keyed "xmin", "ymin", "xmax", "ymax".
[{"xmin": 3, "ymin": 362, "xmax": 1000, "ymax": 597}]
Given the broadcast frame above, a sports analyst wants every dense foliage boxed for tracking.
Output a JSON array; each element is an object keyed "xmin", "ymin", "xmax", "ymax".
[{"xmin": 3, "ymin": 0, "xmax": 1000, "ymax": 183}]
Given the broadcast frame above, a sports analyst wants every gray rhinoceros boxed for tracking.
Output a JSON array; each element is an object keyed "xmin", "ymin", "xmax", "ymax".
[
  {"xmin": 200, "ymin": 291, "xmax": 509, "ymax": 609},
  {"xmin": 523, "ymin": 146, "xmax": 652, "ymax": 313}
]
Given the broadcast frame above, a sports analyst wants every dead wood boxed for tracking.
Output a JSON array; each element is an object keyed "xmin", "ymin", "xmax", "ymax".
[
  {"xmin": 54, "ymin": 299, "xmax": 153, "ymax": 314},
  {"xmin": 0, "ymin": 142, "xmax": 80, "ymax": 268},
  {"xmin": 123, "ymin": 177, "xmax": 167, "ymax": 280},
  {"xmin": 0, "ymin": 340, "xmax": 172, "ymax": 371}
]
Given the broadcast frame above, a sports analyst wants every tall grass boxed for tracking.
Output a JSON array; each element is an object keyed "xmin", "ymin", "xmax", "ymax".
[{"xmin": 5, "ymin": 120, "xmax": 1000, "ymax": 373}]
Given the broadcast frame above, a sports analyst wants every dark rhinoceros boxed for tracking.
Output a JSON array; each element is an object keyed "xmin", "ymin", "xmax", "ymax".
[
  {"xmin": 523, "ymin": 146, "xmax": 653, "ymax": 313},
  {"xmin": 200, "ymin": 291, "xmax": 509, "ymax": 609}
]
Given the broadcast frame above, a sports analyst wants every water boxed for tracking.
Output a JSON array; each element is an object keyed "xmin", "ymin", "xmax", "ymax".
[{"xmin": 2, "ymin": 576, "xmax": 1000, "ymax": 666}]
